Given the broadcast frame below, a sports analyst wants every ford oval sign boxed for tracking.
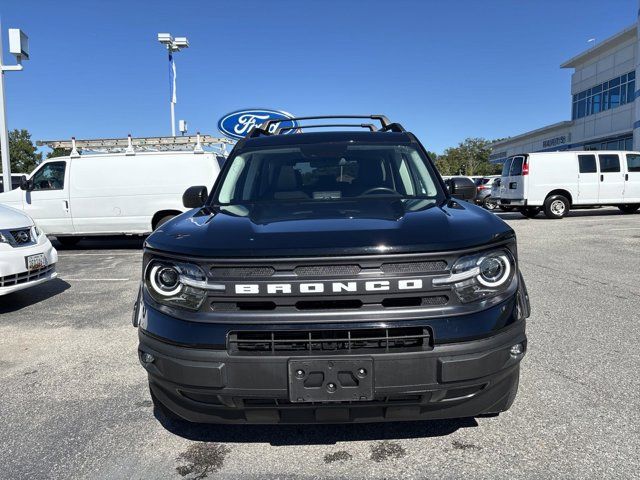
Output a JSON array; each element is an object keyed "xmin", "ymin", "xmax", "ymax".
[{"xmin": 218, "ymin": 109, "xmax": 298, "ymax": 140}]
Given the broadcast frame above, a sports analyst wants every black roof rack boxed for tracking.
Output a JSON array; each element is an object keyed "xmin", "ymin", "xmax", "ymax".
[
  {"xmin": 276, "ymin": 123, "xmax": 378, "ymax": 134},
  {"xmin": 248, "ymin": 115, "xmax": 405, "ymax": 138}
]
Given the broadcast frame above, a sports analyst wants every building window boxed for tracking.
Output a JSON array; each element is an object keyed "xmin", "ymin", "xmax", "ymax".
[
  {"xmin": 572, "ymin": 71, "xmax": 635, "ymax": 120},
  {"xmin": 583, "ymin": 134, "xmax": 633, "ymax": 151}
]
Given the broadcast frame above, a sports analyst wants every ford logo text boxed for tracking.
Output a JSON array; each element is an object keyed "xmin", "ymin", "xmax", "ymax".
[{"xmin": 217, "ymin": 109, "xmax": 299, "ymax": 140}]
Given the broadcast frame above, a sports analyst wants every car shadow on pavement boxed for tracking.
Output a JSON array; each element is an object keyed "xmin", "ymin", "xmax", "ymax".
[
  {"xmin": 494, "ymin": 207, "xmax": 633, "ymax": 221},
  {"xmin": 154, "ymin": 410, "xmax": 478, "ymax": 446},
  {"xmin": 0, "ymin": 278, "xmax": 71, "ymax": 313},
  {"xmin": 52, "ymin": 236, "xmax": 145, "ymax": 250}
]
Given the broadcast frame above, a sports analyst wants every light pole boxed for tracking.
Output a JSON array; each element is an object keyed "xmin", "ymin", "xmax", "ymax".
[
  {"xmin": 157, "ymin": 33, "xmax": 189, "ymax": 137},
  {"xmin": 0, "ymin": 26, "xmax": 29, "ymax": 190}
]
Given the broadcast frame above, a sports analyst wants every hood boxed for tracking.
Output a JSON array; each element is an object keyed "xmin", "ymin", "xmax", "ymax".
[
  {"xmin": 146, "ymin": 198, "xmax": 514, "ymax": 258},
  {"xmin": 0, "ymin": 203, "xmax": 33, "ymax": 230}
]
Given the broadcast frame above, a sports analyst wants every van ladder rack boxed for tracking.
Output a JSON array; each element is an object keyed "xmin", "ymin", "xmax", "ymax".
[
  {"xmin": 37, "ymin": 133, "xmax": 235, "ymax": 156},
  {"xmin": 249, "ymin": 115, "xmax": 405, "ymax": 138}
]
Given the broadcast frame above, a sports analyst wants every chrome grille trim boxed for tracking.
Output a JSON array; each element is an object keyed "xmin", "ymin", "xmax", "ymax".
[
  {"xmin": 0, "ymin": 227, "xmax": 37, "ymax": 248},
  {"xmin": 0, "ymin": 264, "xmax": 56, "ymax": 288}
]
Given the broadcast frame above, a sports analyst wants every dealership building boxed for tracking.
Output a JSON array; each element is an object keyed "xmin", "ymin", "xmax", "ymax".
[{"xmin": 490, "ymin": 22, "xmax": 640, "ymax": 163}]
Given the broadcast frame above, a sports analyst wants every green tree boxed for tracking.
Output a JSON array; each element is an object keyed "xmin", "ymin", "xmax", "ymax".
[
  {"xmin": 47, "ymin": 147, "xmax": 74, "ymax": 159},
  {"xmin": 0, "ymin": 129, "xmax": 42, "ymax": 174},
  {"xmin": 425, "ymin": 150, "xmax": 438, "ymax": 161},
  {"xmin": 436, "ymin": 137, "xmax": 501, "ymax": 176}
]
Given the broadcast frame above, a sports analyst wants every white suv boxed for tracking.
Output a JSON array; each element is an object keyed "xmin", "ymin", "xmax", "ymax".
[{"xmin": 0, "ymin": 204, "xmax": 58, "ymax": 296}]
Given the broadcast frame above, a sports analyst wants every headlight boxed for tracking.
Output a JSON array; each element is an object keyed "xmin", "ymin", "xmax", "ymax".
[
  {"xmin": 433, "ymin": 249, "xmax": 516, "ymax": 303},
  {"xmin": 144, "ymin": 259, "xmax": 207, "ymax": 310}
]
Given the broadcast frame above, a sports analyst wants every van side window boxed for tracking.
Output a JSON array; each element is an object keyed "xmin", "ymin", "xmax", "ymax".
[
  {"xmin": 31, "ymin": 162, "xmax": 66, "ymax": 190},
  {"xmin": 598, "ymin": 154, "xmax": 620, "ymax": 173},
  {"xmin": 578, "ymin": 154, "xmax": 597, "ymax": 173},
  {"xmin": 510, "ymin": 157, "xmax": 523, "ymax": 176},
  {"xmin": 501, "ymin": 158, "xmax": 512, "ymax": 177},
  {"xmin": 627, "ymin": 154, "xmax": 640, "ymax": 172}
]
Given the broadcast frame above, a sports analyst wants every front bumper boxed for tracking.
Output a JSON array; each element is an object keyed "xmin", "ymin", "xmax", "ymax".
[
  {"xmin": 138, "ymin": 313, "xmax": 527, "ymax": 424},
  {"xmin": 0, "ymin": 238, "xmax": 58, "ymax": 296}
]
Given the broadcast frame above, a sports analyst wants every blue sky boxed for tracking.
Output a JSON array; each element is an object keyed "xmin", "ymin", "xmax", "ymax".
[{"xmin": 0, "ymin": 0, "xmax": 636, "ymax": 154}]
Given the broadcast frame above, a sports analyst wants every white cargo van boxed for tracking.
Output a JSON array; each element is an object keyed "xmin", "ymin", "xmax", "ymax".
[
  {"xmin": 0, "ymin": 150, "xmax": 221, "ymax": 245},
  {"xmin": 498, "ymin": 151, "xmax": 640, "ymax": 219}
]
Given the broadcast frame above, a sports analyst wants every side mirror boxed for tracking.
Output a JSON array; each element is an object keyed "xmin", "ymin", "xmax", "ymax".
[
  {"xmin": 448, "ymin": 177, "xmax": 477, "ymax": 202},
  {"xmin": 182, "ymin": 185, "xmax": 209, "ymax": 208},
  {"xmin": 19, "ymin": 175, "xmax": 30, "ymax": 191}
]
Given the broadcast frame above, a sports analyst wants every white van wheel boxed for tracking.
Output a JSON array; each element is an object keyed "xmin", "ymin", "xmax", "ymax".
[
  {"xmin": 618, "ymin": 204, "xmax": 640, "ymax": 214},
  {"xmin": 153, "ymin": 214, "xmax": 176, "ymax": 230},
  {"xmin": 544, "ymin": 195, "xmax": 569, "ymax": 219}
]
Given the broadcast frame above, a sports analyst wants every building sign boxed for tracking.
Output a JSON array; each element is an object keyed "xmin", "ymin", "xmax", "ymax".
[
  {"xmin": 218, "ymin": 109, "xmax": 298, "ymax": 140},
  {"xmin": 542, "ymin": 134, "xmax": 570, "ymax": 149}
]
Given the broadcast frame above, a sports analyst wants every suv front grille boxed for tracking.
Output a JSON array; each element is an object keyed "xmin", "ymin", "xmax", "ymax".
[
  {"xmin": 381, "ymin": 260, "xmax": 447, "ymax": 274},
  {"xmin": 210, "ymin": 266, "xmax": 276, "ymax": 277},
  {"xmin": 294, "ymin": 264, "xmax": 361, "ymax": 276},
  {"xmin": 227, "ymin": 327, "xmax": 431, "ymax": 355},
  {"xmin": 11, "ymin": 229, "xmax": 32, "ymax": 245},
  {"xmin": 0, "ymin": 227, "xmax": 36, "ymax": 248}
]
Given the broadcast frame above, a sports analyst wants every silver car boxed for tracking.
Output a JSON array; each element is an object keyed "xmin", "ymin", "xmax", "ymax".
[{"xmin": 475, "ymin": 176, "xmax": 500, "ymax": 210}]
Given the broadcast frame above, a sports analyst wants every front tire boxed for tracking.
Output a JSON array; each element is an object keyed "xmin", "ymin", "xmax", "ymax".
[
  {"xmin": 543, "ymin": 195, "xmax": 570, "ymax": 219},
  {"xmin": 618, "ymin": 204, "xmax": 640, "ymax": 214}
]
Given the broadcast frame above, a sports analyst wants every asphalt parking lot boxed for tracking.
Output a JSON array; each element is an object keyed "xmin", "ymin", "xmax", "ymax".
[{"xmin": 1, "ymin": 207, "xmax": 639, "ymax": 479}]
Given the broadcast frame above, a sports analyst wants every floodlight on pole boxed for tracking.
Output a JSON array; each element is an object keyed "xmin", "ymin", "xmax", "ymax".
[
  {"xmin": 1, "ymin": 25, "xmax": 29, "ymax": 191},
  {"xmin": 157, "ymin": 33, "xmax": 189, "ymax": 136}
]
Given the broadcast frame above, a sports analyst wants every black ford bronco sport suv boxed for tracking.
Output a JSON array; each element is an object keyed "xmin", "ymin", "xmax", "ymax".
[{"xmin": 133, "ymin": 115, "xmax": 530, "ymax": 424}]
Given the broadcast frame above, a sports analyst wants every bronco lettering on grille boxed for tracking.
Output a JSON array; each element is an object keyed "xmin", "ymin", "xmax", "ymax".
[{"xmin": 234, "ymin": 279, "xmax": 424, "ymax": 295}]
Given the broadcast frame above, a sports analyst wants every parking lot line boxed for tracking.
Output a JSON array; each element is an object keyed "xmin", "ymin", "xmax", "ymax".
[
  {"xmin": 62, "ymin": 278, "xmax": 131, "ymax": 281},
  {"xmin": 608, "ymin": 227, "xmax": 640, "ymax": 231},
  {"xmin": 56, "ymin": 252, "xmax": 140, "ymax": 256}
]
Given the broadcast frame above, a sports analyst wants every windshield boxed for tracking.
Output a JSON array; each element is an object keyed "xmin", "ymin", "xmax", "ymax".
[{"xmin": 215, "ymin": 143, "xmax": 443, "ymax": 205}]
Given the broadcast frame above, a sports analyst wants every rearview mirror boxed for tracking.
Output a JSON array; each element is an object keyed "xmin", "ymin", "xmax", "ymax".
[
  {"xmin": 182, "ymin": 186, "xmax": 209, "ymax": 208},
  {"xmin": 448, "ymin": 177, "xmax": 477, "ymax": 202}
]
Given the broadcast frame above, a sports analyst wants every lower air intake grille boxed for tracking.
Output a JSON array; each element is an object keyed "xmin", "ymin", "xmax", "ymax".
[
  {"xmin": 228, "ymin": 327, "xmax": 431, "ymax": 355},
  {"xmin": 0, "ymin": 264, "xmax": 55, "ymax": 288}
]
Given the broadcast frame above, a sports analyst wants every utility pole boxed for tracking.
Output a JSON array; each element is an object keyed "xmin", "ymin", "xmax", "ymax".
[
  {"xmin": 0, "ymin": 25, "xmax": 29, "ymax": 189},
  {"xmin": 157, "ymin": 33, "xmax": 189, "ymax": 137}
]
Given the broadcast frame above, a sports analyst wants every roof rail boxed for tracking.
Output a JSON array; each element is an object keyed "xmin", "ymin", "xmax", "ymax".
[
  {"xmin": 36, "ymin": 133, "xmax": 235, "ymax": 155},
  {"xmin": 276, "ymin": 123, "xmax": 378, "ymax": 134},
  {"xmin": 250, "ymin": 115, "xmax": 405, "ymax": 138}
]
